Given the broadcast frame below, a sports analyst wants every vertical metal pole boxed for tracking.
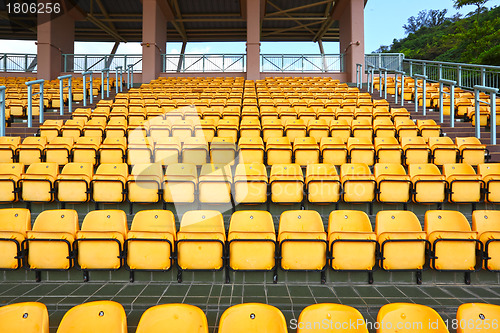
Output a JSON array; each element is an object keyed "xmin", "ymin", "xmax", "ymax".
[
  {"xmin": 59, "ymin": 78, "xmax": 64, "ymax": 116},
  {"xmin": 131, "ymin": 68, "xmax": 134, "ymax": 88},
  {"xmin": 82, "ymin": 74, "xmax": 87, "ymax": 107},
  {"xmin": 0, "ymin": 87, "xmax": 5, "ymax": 137},
  {"xmin": 120, "ymin": 67, "xmax": 123, "ymax": 92},
  {"xmin": 68, "ymin": 77, "xmax": 72, "ymax": 114},
  {"xmin": 481, "ymin": 67, "xmax": 486, "ymax": 86},
  {"xmin": 457, "ymin": 65, "xmax": 462, "ymax": 88},
  {"xmin": 423, "ymin": 63, "xmax": 426, "ymax": 76},
  {"xmin": 438, "ymin": 63, "xmax": 442, "ymax": 80},
  {"xmin": 115, "ymin": 67, "xmax": 119, "ymax": 94},
  {"xmin": 491, "ymin": 92, "xmax": 497, "ymax": 145},
  {"xmin": 450, "ymin": 84, "xmax": 455, "ymax": 128},
  {"xmin": 439, "ymin": 82, "xmax": 444, "ymax": 124},
  {"xmin": 64, "ymin": 54, "xmax": 67, "ymax": 72},
  {"xmin": 475, "ymin": 89, "xmax": 480, "ymax": 139},
  {"xmin": 383, "ymin": 69, "xmax": 387, "ymax": 99},
  {"xmin": 379, "ymin": 70, "xmax": 382, "ymax": 97},
  {"xmin": 422, "ymin": 77, "xmax": 426, "ymax": 116},
  {"xmin": 409, "ymin": 61, "xmax": 413, "ymax": 76},
  {"xmin": 414, "ymin": 77, "xmax": 418, "ymax": 113},
  {"xmin": 395, "ymin": 73, "xmax": 399, "ymax": 104},
  {"xmin": 39, "ymin": 82, "xmax": 44, "ymax": 124},
  {"xmin": 84, "ymin": 55, "xmax": 88, "ymax": 71},
  {"xmin": 127, "ymin": 67, "xmax": 130, "ymax": 89},
  {"xmin": 401, "ymin": 74, "xmax": 405, "ymax": 106},
  {"xmin": 27, "ymin": 85, "xmax": 32, "ymax": 128},
  {"xmin": 101, "ymin": 71, "xmax": 104, "ymax": 99},
  {"xmin": 107, "ymin": 70, "xmax": 110, "ymax": 98},
  {"xmin": 89, "ymin": 74, "xmax": 93, "ymax": 104}
]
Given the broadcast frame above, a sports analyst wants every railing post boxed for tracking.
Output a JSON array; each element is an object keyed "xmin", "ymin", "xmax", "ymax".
[
  {"xmin": 106, "ymin": 69, "xmax": 110, "ymax": 98},
  {"xmin": 24, "ymin": 55, "xmax": 28, "ymax": 72},
  {"xmin": 457, "ymin": 65, "xmax": 462, "ymax": 87},
  {"xmin": 82, "ymin": 71, "xmax": 93, "ymax": 106},
  {"xmin": 27, "ymin": 84, "xmax": 32, "ymax": 127},
  {"xmin": 492, "ymin": 91, "xmax": 497, "ymax": 145},
  {"xmin": 39, "ymin": 81, "xmax": 44, "ymax": 124},
  {"xmin": 409, "ymin": 60, "xmax": 413, "ymax": 77},
  {"xmin": 481, "ymin": 67, "xmax": 486, "ymax": 86},
  {"xmin": 438, "ymin": 63, "xmax": 442, "ymax": 81},
  {"xmin": 3, "ymin": 54, "xmax": 6, "ymax": 72},
  {"xmin": 450, "ymin": 83, "xmax": 455, "ymax": 128},
  {"xmin": 381, "ymin": 67, "xmax": 388, "ymax": 99},
  {"xmin": 400, "ymin": 72, "xmax": 405, "ymax": 106},
  {"xmin": 0, "ymin": 86, "xmax": 5, "ymax": 137},
  {"xmin": 414, "ymin": 74, "xmax": 428, "ymax": 115},
  {"xmin": 115, "ymin": 66, "xmax": 119, "ymax": 94},
  {"xmin": 474, "ymin": 88, "xmax": 480, "ymax": 139},
  {"xmin": 25, "ymin": 79, "xmax": 45, "ymax": 127},
  {"xmin": 89, "ymin": 72, "xmax": 93, "ymax": 104},
  {"xmin": 378, "ymin": 69, "xmax": 382, "ymax": 97},
  {"xmin": 57, "ymin": 74, "xmax": 72, "ymax": 116},
  {"xmin": 84, "ymin": 55, "xmax": 88, "ymax": 71}
]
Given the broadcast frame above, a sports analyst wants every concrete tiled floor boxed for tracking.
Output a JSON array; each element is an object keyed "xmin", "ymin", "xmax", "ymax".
[{"xmin": 1, "ymin": 280, "xmax": 500, "ymax": 333}]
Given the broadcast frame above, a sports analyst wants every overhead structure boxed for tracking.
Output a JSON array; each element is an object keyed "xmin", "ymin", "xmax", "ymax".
[{"xmin": 0, "ymin": 0, "xmax": 366, "ymax": 82}]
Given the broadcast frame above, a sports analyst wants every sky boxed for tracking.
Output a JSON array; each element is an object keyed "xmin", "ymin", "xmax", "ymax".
[{"xmin": 0, "ymin": 0, "xmax": 495, "ymax": 55}]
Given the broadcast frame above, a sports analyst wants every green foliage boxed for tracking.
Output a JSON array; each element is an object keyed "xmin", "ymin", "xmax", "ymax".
[{"xmin": 376, "ymin": 5, "xmax": 500, "ymax": 65}]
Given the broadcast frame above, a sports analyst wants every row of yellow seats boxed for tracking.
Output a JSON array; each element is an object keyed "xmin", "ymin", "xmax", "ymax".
[
  {"xmin": 2, "ymin": 300, "xmax": 498, "ymax": 333},
  {"xmin": 1, "ymin": 208, "xmax": 498, "ymax": 280}
]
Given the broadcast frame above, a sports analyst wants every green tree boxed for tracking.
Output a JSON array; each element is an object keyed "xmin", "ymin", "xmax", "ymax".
[{"xmin": 453, "ymin": 0, "xmax": 489, "ymax": 22}]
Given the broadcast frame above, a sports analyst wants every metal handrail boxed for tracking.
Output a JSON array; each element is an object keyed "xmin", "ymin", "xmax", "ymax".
[
  {"xmin": 394, "ymin": 70, "xmax": 405, "ymax": 106},
  {"xmin": 0, "ymin": 86, "xmax": 6, "ymax": 136},
  {"xmin": 82, "ymin": 71, "xmax": 93, "ymax": 106},
  {"xmin": 367, "ymin": 64, "xmax": 375, "ymax": 94},
  {"xmin": 474, "ymin": 85, "xmax": 499, "ymax": 144},
  {"xmin": 101, "ymin": 68, "xmax": 110, "ymax": 99},
  {"xmin": 356, "ymin": 64, "xmax": 363, "ymax": 89},
  {"xmin": 115, "ymin": 66, "xmax": 123, "ymax": 93},
  {"xmin": 379, "ymin": 67, "xmax": 388, "ymax": 99},
  {"xmin": 439, "ymin": 79, "xmax": 457, "ymax": 127},
  {"xmin": 25, "ymin": 79, "xmax": 45, "ymax": 127},
  {"xmin": 57, "ymin": 74, "xmax": 72, "ymax": 115},
  {"xmin": 414, "ymin": 74, "xmax": 428, "ymax": 115}
]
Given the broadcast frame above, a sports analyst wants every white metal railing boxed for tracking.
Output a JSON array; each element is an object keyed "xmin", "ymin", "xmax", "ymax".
[
  {"xmin": 0, "ymin": 53, "xmax": 37, "ymax": 72},
  {"xmin": 414, "ymin": 74, "xmax": 428, "ymax": 115},
  {"xmin": 57, "ymin": 75, "xmax": 72, "ymax": 115},
  {"xmin": 163, "ymin": 54, "xmax": 246, "ymax": 72},
  {"xmin": 101, "ymin": 68, "xmax": 110, "ymax": 99},
  {"xmin": 356, "ymin": 64, "xmax": 363, "ymax": 88},
  {"xmin": 404, "ymin": 59, "xmax": 500, "ymax": 90},
  {"xmin": 261, "ymin": 54, "xmax": 344, "ymax": 72},
  {"xmin": 82, "ymin": 71, "xmax": 93, "ymax": 106},
  {"xmin": 474, "ymin": 85, "xmax": 499, "ymax": 144},
  {"xmin": 25, "ymin": 79, "xmax": 45, "ymax": 127},
  {"xmin": 63, "ymin": 54, "xmax": 142, "ymax": 73},
  {"xmin": 115, "ymin": 66, "xmax": 123, "ymax": 93},
  {"xmin": 0, "ymin": 86, "xmax": 6, "ymax": 136},
  {"xmin": 439, "ymin": 79, "xmax": 456, "ymax": 127},
  {"xmin": 365, "ymin": 53, "xmax": 404, "ymax": 71}
]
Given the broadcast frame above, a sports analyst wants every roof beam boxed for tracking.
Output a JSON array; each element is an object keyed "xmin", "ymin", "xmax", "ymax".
[
  {"xmin": 0, "ymin": 11, "xmax": 36, "ymax": 33},
  {"xmin": 266, "ymin": 1, "xmax": 316, "ymax": 36},
  {"xmin": 94, "ymin": 0, "xmax": 122, "ymax": 42},
  {"xmin": 313, "ymin": 0, "xmax": 337, "ymax": 42},
  {"xmin": 262, "ymin": 20, "xmax": 323, "ymax": 37},
  {"xmin": 170, "ymin": 0, "xmax": 188, "ymax": 41},
  {"xmin": 87, "ymin": 13, "xmax": 127, "ymax": 42},
  {"xmin": 265, "ymin": 0, "xmax": 332, "ymax": 17}
]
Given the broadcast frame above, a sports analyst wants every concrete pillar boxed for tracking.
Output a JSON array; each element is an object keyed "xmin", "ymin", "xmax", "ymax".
[
  {"xmin": 246, "ymin": 0, "xmax": 261, "ymax": 80},
  {"xmin": 37, "ymin": 2, "xmax": 75, "ymax": 80},
  {"xmin": 142, "ymin": 0, "xmax": 167, "ymax": 83},
  {"xmin": 338, "ymin": 0, "xmax": 365, "ymax": 83}
]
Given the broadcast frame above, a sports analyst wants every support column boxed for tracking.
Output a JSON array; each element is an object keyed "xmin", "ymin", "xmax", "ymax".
[
  {"xmin": 246, "ymin": 0, "xmax": 261, "ymax": 80},
  {"xmin": 338, "ymin": 0, "xmax": 365, "ymax": 83},
  {"xmin": 142, "ymin": 0, "xmax": 167, "ymax": 83},
  {"xmin": 37, "ymin": 1, "xmax": 75, "ymax": 80}
]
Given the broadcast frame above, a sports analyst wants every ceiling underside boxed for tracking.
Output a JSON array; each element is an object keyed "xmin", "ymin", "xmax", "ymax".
[{"xmin": 0, "ymin": 0, "xmax": 365, "ymax": 43}]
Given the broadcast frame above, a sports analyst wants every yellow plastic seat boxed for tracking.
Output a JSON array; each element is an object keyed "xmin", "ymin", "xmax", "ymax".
[
  {"xmin": 373, "ymin": 118, "xmax": 395, "ymax": 137},
  {"xmin": 443, "ymin": 163, "xmax": 482, "ymax": 203},
  {"xmin": 17, "ymin": 136, "xmax": 47, "ymax": 165},
  {"xmin": 127, "ymin": 136, "xmax": 154, "ymax": 165},
  {"xmin": 99, "ymin": 137, "xmax": 127, "ymax": 164},
  {"xmin": 305, "ymin": 164, "xmax": 340, "ymax": 204},
  {"xmin": 374, "ymin": 137, "xmax": 402, "ymax": 164},
  {"xmin": 148, "ymin": 118, "xmax": 171, "ymax": 139},
  {"xmin": 278, "ymin": 210, "xmax": 327, "ymax": 272},
  {"xmin": 55, "ymin": 163, "xmax": 92, "ymax": 203},
  {"xmin": 228, "ymin": 211, "xmax": 276, "ymax": 271},
  {"xmin": 19, "ymin": 162, "xmax": 58, "ymax": 202},
  {"xmin": 262, "ymin": 119, "xmax": 284, "ymax": 142},
  {"xmin": 376, "ymin": 303, "xmax": 449, "ymax": 333},
  {"xmin": 0, "ymin": 302, "xmax": 49, "ymax": 333},
  {"xmin": 194, "ymin": 119, "xmax": 216, "ymax": 142},
  {"xmin": 478, "ymin": 163, "xmax": 500, "ymax": 203},
  {"xmin": 0, "ymin": 163, "xmax": 23, "ymax": 202},
  {"xmin": 395, "ymin": 118, "xmax": 418, "ymax": 138},
  {"xmin": 199, "ymin": 164, "xmax": 233, "ymax": 204},
  {"xmin": 374, "ymin": 163, "xmax": 410, "ymax": 203},
  {"xmin": 351, "ymin": 118, "xmax": 373, "ymax": 138},
  {"xmin": 297, "ymin": 303, "xmax": 368, "ymax": 333},
  {"xmin": 171, "ymin": 119, "xmax": 194, "ymax": 143},
  {"xmin": 56, "ymin": 301, "xmax": 127, "ymax": 333},
  {"xmin": 238, "ymin": 137, "xmax": 265, "ymax": 164},
  {"xmin": 176, "ymin": 210, "xmax": 225, "ymax": 271},
  {"xmin": 76, "ymin": 210, "xmax": 128, "ymax": 272},
  {"xmin": 0, "ymin": 208, "xmax": 30, "ymax": 269},
  {"xmin": 182, "ymin": 137, "xmax": 209, "ymax": 166},
  {"xmin": 329, "ymin": 119, "xmax": 351, "ymax": 143},
  {"xmin": 320, "ymin": 137, "xmax": 347, "ymax": 165},
  {"xmin": 456, "ymin": 137, "xmax": 487, "ymax": 166},
  {"xmin": 218, "ymin": 303, "xmax": 287, "ymax": 333},
  {"xmin": 340, "ymin": 163, "xmax": 376, "ymax": 203},
  {"xmin": 400, "ymin": 137, "xmax": 429, "ymax": 165},
  {"xmin": 409, "ymin": 164, "xmax": 446, "ymax": 204},
  {"xmin": 25, "ymin": 210, "xmax": 78, "ymax": 270},
  {"xmin": 293, "ymin": 137, "xmax": 320, "ymax": 165},
  {"xmin": 234, "ymin": 163, "xmax": 268, "ymax": 204},
  {"xmin": 456, "ymin": 303, "xmax": 500, "ymax": 333},
  {"xmin": 429, "ymin": 137, "xmax": 458, "ymax": 166},
  {"xmin": 136, "ymin": 304, "xmax": 208, "ymax": 333},
  {"xmin": 43, "ymin": 137, "xmax": 73, "ymax": 166},
  {"xmin": 105, "ymin": 118, "xmax": 128, "ymax": 137},
  {"xmin": 217, "ymin": 118, "xmax": 239, "ymax": 142},
  {"xmin": 270, "ymin": 164, "xmax": 304, "ymax": 204},
  {"xmin": 472, "ymin": 210, "xmax": 500, "ymax": 271},
  {"xmin": 82, "ymin": 118, "xmax": 106, "ymax": 137},
  {"xmin": 210, "ymin": 137, "xmax": 236, "ymax": 165},
  {"xmin": 126, "ymin": 210, "xmax": 176, "ymax": 272},
  {"xmin": 328, "ymin": 210, "xmax": 376, "ymax": 271},
  {"xmin": 376, "ymin": 211, "xmax": 426, "ymax": 272},
  {"xmin": 285, "ymin": 118, "xmax": 307, "ymax": 142},
  {"xmin": 153, "ymin": 137, "xmax": 181, "ymax": 165},
  {"xmin": 72, "ymin": 136, "xmax": 101, "ymax": 166},
  {"xmin": 0, "ymin": 136, "xmax": 21, "ymax": 162},
  {"xmin": 39, "ymin": 119, "xmax": 63, "ymax": 141},
  {"xmin": 425, "ymin": 210, "xmax": 478, "ymax": 271},
  {"xmin": 127, "ymin": 163, "xmax": 163, "ymax": 203},
  {"xmin": 307, "ymin": 119, "xmax": 329, "ymax": 143},
  {"xmin": 164, "ymin": 163, "xmax": 197, "ymax": 203},
  {"xmin": 266, "ymin": 137, "xmax": 292, "ymax": 165},
  {"xmin": 417, "ymin": 119, "xmax": 441, "ymax": 139},
  {"xmin": 91, "ymin": 163, "xmax": 128, "ymax": 203},
  {"xmin": 347, "ymin": 137, "xmax": 375, "ymax": 165}
]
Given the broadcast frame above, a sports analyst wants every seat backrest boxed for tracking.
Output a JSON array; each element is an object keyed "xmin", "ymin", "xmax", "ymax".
[
  {"xmin": 376, "ymin": 303, "xmax": 449, "ymax": 333},
  {"xmin": 32, "ymin": 210, "xmax": 79, "ymax": 235},
  {"xmin": 166, "ymin": 163, "xmax": 197, "ymax": 178},
  {"xmin": 0, "ymin": 136, "xmax": 21, "ymax": 146},
  {"xmin": 136, "ymin": 304, "xmax": 208, "ymax": 333},
  {"xmin": 25, "ymin": 163, "xmax": 58, "ymax": 177},
  {"xmin": 374, "ymin": 137, "xmax": 398, "ymax": 147},
  {"xmin": 48, "ymin": 137, "xmax": 74, "ymax": 146},
  {"xmin": 229, "ymin": 211, "xmax": 275, "ymax": 233},
  {"xmin": 472, "ymin": 210, "xmax": 500, "ymax": 234},
  {"xmin": 328, "ymin": 210, "xmax": 372, "ymax": 234},
  {"xmin": 102, "ymin": 137, "xmax": 126, "ymax": 146},
  {"xmin": 81, "ymin": 210, "xmax": 128, "ymax": 235},
  {"xmin": 279, "ymin": 210, "xmax": 324, "ymax": 234},
  {"xmin": 340, "ymin": 163, "xmax": 371, "ymax": 177},
  {"xmin": 456, "ymin": 303, "xmax": 500, "ymax": 333},
  {"xmin": 443, "ymin": 163, "xmax": 475, "ymax": 177},
  {"xmin": 306, "ymin": 164, "xmax": 337, "ymax": 177},
  {"xmin": 376, "ymin": 211, "xmax": 422, "ymax": 235},
  {"xmin": 297, "ymin": 303, "xmax": 368, "ymax": 333},
  {"xmin": 478, "ymin": 163, "xmax": 500, "ymax": 177},
  {"xmin": 270, "ymin": 164, "xmax": 303, "ymax": 177},
  {"xmin": 179, "ymin": 210, "xmax": 225, "ymax": 234},
  {"xmin": 22, "ymin": 136, "xmax": 47, "ymax": 146},
  {"xmin": 131, "ymin": 163, "xmax": 163, "ymax": 178},
  {"xmin": 0, "ymin": 163, "xmax": 23, "ymax": 177},
  {"xmin": 456, "ymin": 137, "xmax": 481, "ymax": 146},
  {"xmin": 218, "ymin": 303, "xmax": 287, "ymax": 333},
  {"xmin": 374, "ymin": 163, "xmax": 407, "ymax": 177},
  {"xmin": 425, "ymin": 210, "xmax": 471, "ymax": 234},
  {"xmin": 408, "ymin": 164, "xmax": 441, "ymax": 177},
  {"xmin": 56, "ymin": 301, "xmax": 127, "ymax": 333},
  {"xmin": 130, "ymin": 210, "xmax": 176, "ymax": 234},
  {"xmin": 348, "ymin": 137, "xmax": 372, "ymax": 146},
  {"xmin": 199, "ymin": 164, "xmax": 232, "ymax": 179},
  {"xmin": 61, "ymin": 163, "xmax": 93, "ymax": 177},
  {"xmin": 234, "ymin": 163, "xmax": 267, "ymax": 178},
  {"xmin": 95, "ymin": 163, "xmax": 128, "ymax": 178},
  {"xmin": 429, "ymin": 136, "xmax": 454, "ymax": 146},
  {"xmin": 75, "ymin": 136, "xmax": 102, "ymax": 146},
  {"xmin": 401, "ymin": 136, "xmax": 426, "ymax": 146},
  {"xmin": 0, "ymin": 302, "xmax": 49, "ymax": 333}
]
